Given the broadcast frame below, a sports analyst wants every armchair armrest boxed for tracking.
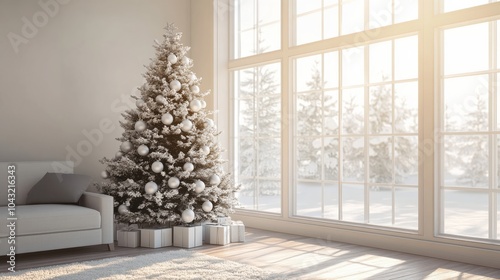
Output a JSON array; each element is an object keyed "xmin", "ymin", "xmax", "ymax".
[{"xmin": 79, "ymin": 191, "xmax": 114, "ymax": 245}]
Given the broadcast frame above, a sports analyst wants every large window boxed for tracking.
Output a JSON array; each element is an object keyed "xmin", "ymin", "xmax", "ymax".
[{"xmin": 227, "ymin": 0, "xmax": 500, "ymax": 248}]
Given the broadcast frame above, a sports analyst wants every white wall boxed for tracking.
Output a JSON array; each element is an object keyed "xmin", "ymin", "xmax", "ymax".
[{"xmin": 0, "ymin": 0, "xmax": 190, "ymax": 183}]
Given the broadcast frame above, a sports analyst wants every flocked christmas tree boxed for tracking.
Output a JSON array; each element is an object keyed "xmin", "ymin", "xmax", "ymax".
[{"xmin": 98, "ymin": 24, "xmax": 238, "ymax": 226}]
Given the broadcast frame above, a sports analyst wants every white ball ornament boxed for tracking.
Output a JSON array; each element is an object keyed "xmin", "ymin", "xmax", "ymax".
[
  {"xmin": 161, "ymin": 113, "xmax": 174, "ymax": 125},
  {"xmin": 210, "ymin": 174, "xmax": 221, "ymax": 186},
  {"xmin": 206, "ymin": 119, "xmax": 214, "ymax": 128},
  {"xmin": 168, "ymin": 53, "xmax": 178, "ymax": 64},
  {"xmin": 181, "ymin": 119, "xmax": 193, "ymax": 132},
  {"xmin": 100, "ymin": 170, "xmax": 108, "ymax": 179},
  {"xmin": 194, "ymin": 180, "xmax": 205, "ymax": 193},
  {"xmin": 137, "ymin": 145, "xmax": 149, "ymax": 156},
  {"xmin": 170, "ymin": 80, "xmax": 181, "ymax": 92},
  {"xmin": 135, "ymin": 120, "xmax": 147, "ymax": 132},
  {"xmin": 120, "ymin": 141, "xmax": 132, "ymax": 153},
  {"xmin": 182, "ymin": 209, "xmax": 195, "ymax": 223},
  {"xmin": 117, "ymin": 204, "xmax": 129, "ymax": 215},
  {"xmin": 202, "ymin": 201, "xmax": 213, "ymax": 212},
  {"xmin": 115, "ymin": 151, "xmax": 123, "ymax": 158},
  {"xmin": 200, "ymin": 100, "xmax": 207, "ymax": 108},
  {"xmin": 190, "ymin": 100, "xmax": 202, "ymax": 112},
  {"xmin": 190, "ymin": 73, "xmax": 197, "ymax": 82},
  {"xmin": 182, "ymin": 56, "xmax": 190, "ymax": 65},
  {"xmin": 151, "ymin": 161, "xmax": 164, "ymax": 173},
  {"xmin": 136, "ymin": 99, "xmax": 145, "ymax": 108},
  {"xmin": 168, "ymin": 177, "xmax": 180, "ymax": 188},
  {"xmin": 144, "ymin": 181, "xmax": 158, "ymax": 195},
  {"xmin": 200, "ymin": 145, "xmax": 210, "ymax": 155},
  {"xmin": 190, "ymin": 85, "xmax": 200, "ymax": 94},
  {"xmin": 156, "ymin": 95, "xmax": 167, "ymax": 105},
  {"xmin": 183, "ymin": 162, "xmax": 194, "ymax": 172}
]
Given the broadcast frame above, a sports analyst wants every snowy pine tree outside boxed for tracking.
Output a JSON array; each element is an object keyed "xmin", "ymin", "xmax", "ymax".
[{"xmin": 98, "ymin": 24, "xmax": 238, "ymax": 226}]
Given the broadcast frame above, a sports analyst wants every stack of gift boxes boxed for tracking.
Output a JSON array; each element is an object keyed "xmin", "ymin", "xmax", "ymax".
[{"xmin": 115, "ymin": 217, "xmax": 245, "ymax": 249}]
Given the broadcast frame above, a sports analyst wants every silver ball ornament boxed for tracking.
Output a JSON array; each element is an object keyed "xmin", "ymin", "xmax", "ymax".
[
  {"xmin": 190, "ymin": 85, "xmax": 200, "ymax": 94},
  {"xmin": 144, "ymin": 181, "xmax": 158, "ymax": 195},
  {"xmin": 181, "ymin": 209, "xmax": 195, "ymax": 223},
  {"xmin": 115, "ymin": 151, "xmax": 123, "ymax": 158},
  {"xmin": 210, "ymin": 174, "xmax": 221, "ymax": 186},
  {"xmin": 161, "ymin": 113, "xmax": 174, "ymax": 125},
  {"xmin": 168, "ymin": 177, "xmax": 180, "ymax": 188},
  {"xmin": 151, "ymin": 161, "xmax": 164, "ymax": 173},
  {"xmin": 120, "ymin": 141, "xmax": 132, "ymax": 153},
  {"xmin": 168, "ymin": 53, "xmax": 178, "ymax": 64},
  {"xmin": 202, "ymin": 201, "xmax": 213, "ymax": 212},
  {"xmin": 194, "ymin": 180, "xmax": 205, "ymax": 193},
  {"xmin": 100, "ymin": 170, "xmax": 109, "ymax": 179},
  {"xmin": 183, "ymin": 162, "xmax": 194, "ymax": 172},
  {"xmin": 181, "ymin": 119, "xmax": 193, "ymax": 132},
  {"xmin": 137, "ymin": 145, "xmax": 149, "ymax": 156},
  {"xmin": 156, "ymin": 95, "xmax": 167, "ymax": 105},
  {"xmin": 170, "ymin": 80, "xmax": 181, "ymax": 92},
  {"xmin": 135, "ymin": 120, "xmax": 147, "ymax": 132},
  {"xmin": 117, "ymin": 204, "xmax": 129, "ymax": 215},
  {"xmin": 190, "ymin": 100, "xmax": 202, "ymax": 112},
  {"xmin": 136, "ymin": 99, "xmax": 145, "ymax": 108}
]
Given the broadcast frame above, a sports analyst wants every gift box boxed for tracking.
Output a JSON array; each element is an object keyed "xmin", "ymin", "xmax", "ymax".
[
  {"xmin": 217, "ymin": 216, "xmax": 231, "ymax": 225},
  {"xmin": 173, "ymin": 225, "xmax": 202, "ymax": 248},
  {"xmin": 202, "ymin": 222, "xmax": 218, "ymax": 243},
  {"xmin": 117, "ymin": 229, "xmax": 140, "ymax": 248},
  {"xmin": 140, "ymin": 228, "xmax": 172, "ymax": 248},
  {"xmin": 114, "ymin": 222, "xmax": 130, "ymax": 241},
  {"xmin": 230, "ymin": 221, "xmax": 245, "ymax": 243},
  {"xmin": 209, "ymin": 224, "xmax": 230, "ymax": 245}
]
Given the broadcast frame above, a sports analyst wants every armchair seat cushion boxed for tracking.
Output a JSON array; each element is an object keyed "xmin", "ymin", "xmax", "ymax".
[{"xmin": 0, "ymin": 204, "xmax": 101, "ymax": 238}]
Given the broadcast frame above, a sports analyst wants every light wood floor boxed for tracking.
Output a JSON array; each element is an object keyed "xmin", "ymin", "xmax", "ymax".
[{"xmin": 1, "ymin": 227, "xmax": 499, "ymax": 279}]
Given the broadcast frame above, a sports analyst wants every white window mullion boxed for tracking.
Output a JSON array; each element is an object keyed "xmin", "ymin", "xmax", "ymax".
[{"xmin": 364, "ymin": 44, "xmax": 370, "ymax": 224}]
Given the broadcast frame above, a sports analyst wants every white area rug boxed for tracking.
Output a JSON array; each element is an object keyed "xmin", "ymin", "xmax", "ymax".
[{"xmin": 3, "ymin": 250, "xmax": 287, "ymax": 280}]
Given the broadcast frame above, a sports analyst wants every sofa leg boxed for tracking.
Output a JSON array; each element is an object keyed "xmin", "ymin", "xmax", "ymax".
[{"xmin": 107, "ymin": 243, "xmax": 115, "ymax": 251}]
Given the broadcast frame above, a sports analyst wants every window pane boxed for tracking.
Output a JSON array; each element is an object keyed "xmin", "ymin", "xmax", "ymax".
[
  {"xmin": 324, "ymin": 51, "xmax": 339, "ymax": 89},
  {"xmin": 325, "ymin": 137, "xmax": 339, "ymax": 181},
  {"xmin": 369, "ymin": 84, "xmax": 392, "ymax": 134},
  {"xmin": 324, "ymin": 91, "xmax": 339, "ymax": 135},
  {"xmin": 394, "ymin": 136, "xmax": 418, "ymax": 185},
  {"xmin": 443, "ymin": 190, "xmax": 489, "ymax": 238},
  {"xmin": 395, "ymin": 187, "xmax": 418, "ymax": 229},
  {"xmin": 342, "ymin": 47, "xmax": 365, "ymax": 86},
  {"xmin": 324, "ymin": 7, "xmax": 340, "ymax": 39},
  {"xmin": 394, "ymin": 35, "xmax": 418, "ymax": 81},
  {"xmin": 443, "ymin": 75, "xmax": 488, "ymax": 132},
  {"xmin": 394, "ymin": 82, "xmax": 418, "ymax": 133},
  {"xmin": 325, "ymin": 183, "xmax": 339, "ymax": 220},
  {"xmin": 296, "ymin": 55, "xmax": 322, "ymax": 92},
  {"xmin": 342, "ymin": 87, "xmax": 365, "ymax": 134},
  {"xmin": 342, "ymin": 184, "xmax": 365, "ymax": 223},
  {"xmin": 369, "ymin": 0, "xmax": 392, "ymax": 29},
  {"xmin": 297, "ymin": 181, "xmax": 322, "ymax": 217},
  {"xmin": 232, "ymin": 0, "xmax": 280, "ymax": 59},
  {"xmin": 233, "ymin": 63, "xmax": 281, "ymax": 213},
  {"xmin": 444, "ymin": 22, "xmax": 489, "ymax": 75},
  {"xmin": 394, "ymin": 0, "xmax": 418, "ymax": 23},
  {"xmin": 297, "ymin": 137, "xmax": 322, "ymax": 180},
  {"xmin": 341, "ymin": 0, "xmax": 364, "ymax": 35},
  {"xmin": 296, "ymin": 12, "xmax": 322, "ymax": 45},
  {"xmin": 369, "ymin": 136, "xmax": 393, "ymax": 183},
  {"xmin": 369, "ymin": 186, "xmax": 392, "ymax": 226},
  {"xmin": 369, "ymin": 40, "xmax": 392, "ymax": 83},
  {"xmin": 443, "ymin": 135, "xmax": 489, "ymax": 188},
  {"xmin": 442, "ymin": 0, "xmax": 491, "ymax": 13},
  {"xmin": 258, "ymin": 180, "xmax": 281, "ymax": 213},
  {"xmin": 297, "ymin": 93, "xmax": 323, "ymax": 136},
  {"xmin": 296, "ymin": 0, "xmax": 322, "ymax": 13},
  {"xmin": 342, "ymin": 137, "xmax": 365, "ymax": 182}
]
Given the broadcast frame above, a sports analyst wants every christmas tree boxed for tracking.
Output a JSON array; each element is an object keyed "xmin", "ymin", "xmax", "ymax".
[{"xmin": 98, "ymin": 24, "xmax": 238, "ymax": 226}]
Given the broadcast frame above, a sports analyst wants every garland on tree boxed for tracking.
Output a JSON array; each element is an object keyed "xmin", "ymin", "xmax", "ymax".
[{"xmin": 97, "ymin": 24, "xmax": 238, "ymax": 227}]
